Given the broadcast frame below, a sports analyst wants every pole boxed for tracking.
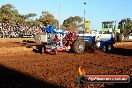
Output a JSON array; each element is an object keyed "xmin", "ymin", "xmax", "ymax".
[
  {"xmin": 58, "ymin": 0, "xmax": 60, "ymax": 30},
  {"xmin": 113, "ymin": 20, "xmax": 117, "ymax": 34},
  {"xmin": 84, "ymin": 1, "xmax": 86, "ymax": 33}
]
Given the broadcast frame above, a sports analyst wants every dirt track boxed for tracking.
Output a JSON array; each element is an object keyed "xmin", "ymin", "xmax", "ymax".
[{"xmin": 0, "ymin": 40, "xmax": 132, "ymax": 88}]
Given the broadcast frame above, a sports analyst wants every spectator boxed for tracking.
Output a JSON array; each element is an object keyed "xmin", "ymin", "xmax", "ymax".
[{"xmin": 0, "ymin": 21, "xmax": 43, "ymax": 38}]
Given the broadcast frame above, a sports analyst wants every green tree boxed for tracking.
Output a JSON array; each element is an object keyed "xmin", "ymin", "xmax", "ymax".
[
  {"xmin": 39, "ymin": 11, "xmax": 59, "ymax": 27},
  {"xmin": 63, "ymin": 16, "xmax": 83, "ymax": 31},
  {"xmin": 118, "ymin": 18, "xmax": 132, "ymax": 36},
  {"xmin": 0, "ymin": 4, "xmax": 28, "ymax": 26},
  {"xmin": 0, "ymin": 4, "xmax": 60, "ymax": 29},
  {"xmin": 0, "ymin": 4, "xmax": 21, "ymax": 23}
]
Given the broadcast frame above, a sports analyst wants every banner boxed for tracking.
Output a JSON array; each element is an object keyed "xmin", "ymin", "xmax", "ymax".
[
  {"xmin": 85, "ymin": 20, "xmax": 89, "ymax": 29},
  {"xmin": 85, "ymin": 20, "xmax": 90, "ymax": 32}
]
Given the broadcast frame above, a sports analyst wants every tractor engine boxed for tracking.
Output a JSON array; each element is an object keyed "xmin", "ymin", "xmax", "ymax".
[
  {"xmin": 62, "ymin": 32, "xmax": 86, "ymax": 54},
  {"xmin": 62, "ymin": 32, "xmax": 77, "ymax": 47}
]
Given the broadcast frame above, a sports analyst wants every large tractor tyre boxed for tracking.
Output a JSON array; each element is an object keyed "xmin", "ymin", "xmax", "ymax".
[
  {"xmin": 72, "ymin": 40, "xmax": 85, "ymax": 54},
  {"xmin": 103, "ymin": 44, "xmax": 114, "ymax": 53}
]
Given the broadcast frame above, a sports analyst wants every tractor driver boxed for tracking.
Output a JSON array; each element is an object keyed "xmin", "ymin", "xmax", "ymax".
[{"xmin": 53, "ymin": 34, "xmax": 60, "ymax": 47}]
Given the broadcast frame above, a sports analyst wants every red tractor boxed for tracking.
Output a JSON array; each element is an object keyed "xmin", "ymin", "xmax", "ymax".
[
  {"xmin": 35, "ymin": 25, "xmax": 96, "ymax": 55},
  {"xmin": 41, "ymin": 31, "xmax": 86, "ymax": 55}
]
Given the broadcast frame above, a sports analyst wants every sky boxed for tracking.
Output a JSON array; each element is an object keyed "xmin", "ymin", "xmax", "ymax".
[{"xmin": 0, "ymin": 0, "xmax": 132, "ymax": 30}]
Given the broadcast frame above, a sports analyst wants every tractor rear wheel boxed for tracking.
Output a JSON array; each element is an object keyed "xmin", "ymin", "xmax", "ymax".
[{"xmin": 72, "ymin": 40, "xmax": 85, "ymax": 54}]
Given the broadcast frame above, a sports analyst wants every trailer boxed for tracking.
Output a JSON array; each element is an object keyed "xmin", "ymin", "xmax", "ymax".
[
  {"xmin": 95, "ymin": 34, "xmax": 115, "ymax": 52},
  {"xmin": 77, "ymin": 33, "xmax": 115, "ymax": 52}
]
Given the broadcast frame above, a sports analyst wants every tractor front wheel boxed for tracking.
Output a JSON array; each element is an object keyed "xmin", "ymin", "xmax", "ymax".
[{"xmin": 72, "ymin": 40, "xmax": 85, "ymax": 54}]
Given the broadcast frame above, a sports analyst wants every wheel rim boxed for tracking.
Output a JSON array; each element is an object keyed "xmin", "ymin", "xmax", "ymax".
[
  {"xmin": 103, "ymin": 46, "xmax": 106, "ymax": 51},
  {"xmin": 108, "ymin": 44, "xmax": 112, "ymax": 51},
  {"xmin": 79, "ymin": 44, "xmax": 84, "ymax": 51}
]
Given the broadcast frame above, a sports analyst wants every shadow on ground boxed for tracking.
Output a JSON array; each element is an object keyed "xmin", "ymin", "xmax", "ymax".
[
  {"xmin": 0, "ymin": 64, "xmax": 64, "ymax": 88},
  {"xmin": 22, "ymin": 40, "xmax": 36, "ymax": 43},
  {"xmin": 112, "ymin": 48, "xmax": 132, "ymax": 56}
]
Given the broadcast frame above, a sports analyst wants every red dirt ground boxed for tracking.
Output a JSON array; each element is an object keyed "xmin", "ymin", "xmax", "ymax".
[{"xmin": 0, "ymin": 41, "xmax": 132, "ymax": 88}]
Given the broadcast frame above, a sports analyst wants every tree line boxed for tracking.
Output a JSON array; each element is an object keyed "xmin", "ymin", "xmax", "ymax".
[
  {"xmin": 0, "ymin": 4, "xmax": 59, "ymax": 28},
  {"xmin": 0, "ymin": 4, "xmax": 132, "ymax": 37},
  {"xmin": 0, "ymin": 4, "xmax": 83, "ymax": 31}
]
